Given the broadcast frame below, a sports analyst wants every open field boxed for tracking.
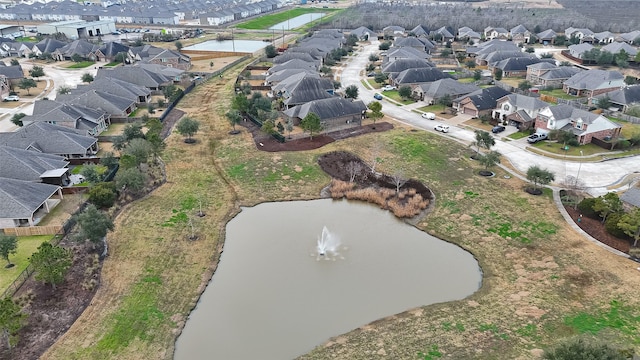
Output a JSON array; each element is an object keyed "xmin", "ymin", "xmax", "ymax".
[
  {"xmin": 42, "ymin": 61, "xmax": 640, "ymax": 360},
  {"xmin": 236, "ymin": 7, "xmax": 340, "ymax": 30},
  {"xmin": 0, "ymin": 235, "xmax": 53, "ymax": 292}
]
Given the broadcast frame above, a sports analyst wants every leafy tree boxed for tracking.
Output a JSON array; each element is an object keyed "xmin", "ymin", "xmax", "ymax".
[
  {"xmin": 300, "ymin": 112, "xmax": 323, "ymax": 140},
  {"xmin": 145, "ymin": 131, "xmax": 166, "ymax": 156},
  {"xmin": 250, "ymin": 96, "xmax": 272, "ymax": 116},
  {"xmin": 540, "ymin": 53, "xmax": 554, "ymax": 59},
  {"xmin": 18, "ymin": 78, "xmax": 36, "ymax": 94},
  {"xmin": 0, "ymin": 297, "xmax": 27, "ymax": 350},
  {"xmin": 75, "ymin": 204, "xmax": 114, "ymax": 247},
  {"xmin": 345, "ymin": 85, "xmax": 359, "ymax": 99},
  {"xmin": 368, "ymin": 54, "xmax": 379, "ymax": 62},
  {"xmin": 320, "ymin": 65, "xmax": 333, "ymax": 75},
  {"xmin": 225, "ymin": 109, "xmax": 242, "ymax": 133},
  {"xmin": 9, "ymin": 58, "xmax": 19, "ymax": 66},
  {"xmin": 597, "ymin": 96, "xmax": 612, "ymax": 110},
  {"xmin": 0, "ymin": 234, "xmax": 17, "ymax": 267},
  {"xmin": 57, "ymin": 86, "xmax": 71, "ymax": 95},
  {"xmin": 597, "ymin": 50, "xmax": 614, "ymax": 65},
  {"xmin": 440, "ymin": 48, "xmax": 452, "ymax": 57},
  {"xmin": 71, "ymin": 53, "xmax": 83, "ymax": 63},
  {"xmin": 543, "ymin": 338, "xmax": 626, "ymax": 360},
  {"xmin": 80, "ymin": 163, "xmax": 102, "ymax": 184},
  {"xmin": 100, "ymin": 152, "xmax": 119, "ymax": 169},
  {"xmin": 398, "ymin": 85, "xmax": 412, "ymax": 99},
  {"xmin": 88, "ymin": 182, "xmax": 117, "ymax": 208},
  {"xmin": 437, "ymin": 94, "xmax": 452, "ymax": 112},
  {"xmin": 10, "ymin": 113, "xmax": 25, "ymax": 126},
  {"xmin": 478, "ymin": 151, "xmax": 501, "ymax": 172},
  {"xmin": 81, "ymin": 72, "xmax": 94, "ymax": 83},
  {"xmin": 176, "ymin": 116, "xmax": 200, "ymax": 142},
  {"xmin": 115, "ymin": 167, "xmax": 146, "ymax": 195},
  {"xmin": 374, "ymin": 72, "xmax": 387, "ymax": 84},
  {"xmin": 473, "ymin": 69, "xmax": 482, "ymax": 81},
  {"xmin": 175, "ymin": 40, "xmax": 183, "ymax": 51},
  {"xmin": 518, "ymin": 80, "xmax": 533, "ymax": 91},
  {"xmin": 124, "ymin": 138, "xmax": 153, "ymax": 165},
  {"xmin": 526, "ymin": 165, "xmax": 555, "ymax": 191},
  {"xmin": 367, "ymin": 101, "xmax": 383, "ymax": 126},
  {"xmin": 465, "ymin": 60, "xmax": 476, "ymax": 68},
  {"xmin": 378, "ymin": 41, "xmax": 391, "ymax": 50},
  {"xmin": 29, "ymin": 65, "xmax": 45, "ymax": 81},
  {"xmin": 495, "ymin": 68, "xmax": 503, "ymax": 81},
  {"xmin": 624, "ymin": 76, "xmax": 638, "ymax": 85},
  {"xmin": 473, "ymin": 130, "xmax": 495, "ymax": 154},
  {"xmin": 29, "ymin": 242, "xmax": 72, "ymax": 290},
  {"xmin": 231, "ymin": 93, "xmax": 250, "ymax": 113},
  {"xmin": 163, "ymin": 84, "xmax": 178, "ymax": 101},
  {"xmin": 285, "ymin": 119, "xmax": 294, "ymax": 139},
  {"xmin": 525, "ymin": 47, "xmax": 535, "ymax": 53},
  {"xmin": 114, "ymin": 52, "xmax": 127, "ymax": 63},
  {"xmin": 123, "ymin": 122, "xmax": 145, "ymax": 142},
  {"xmin": 261, "ymin": 119, "xmax": 276, "ymax": 135},
  {"xmin": 333, "ymin": 81, "xmax": 341, "ymax": 90},
  {"xmin": 276, "ymin": 121, "xmax": 284, "ymax": 134},
  {"xmin": 635, "ymin": 51, "xmax": 640, "ymax": 64},
  {"xmin": 593, "ymin": 192, "xmax": 623, "ymax": 223},
  {"xmin": 618, "ymin": 208, "xmax": 640, "ymax": 247},
  {"xmin": 265, "ymin": 45, "xmax": 277, "ymax": 58}
]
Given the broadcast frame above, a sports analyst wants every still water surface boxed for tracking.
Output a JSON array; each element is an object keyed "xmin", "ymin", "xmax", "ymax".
[{"xmin": 174, "ymin": 199, "xmax": 481, "ymax": 360}]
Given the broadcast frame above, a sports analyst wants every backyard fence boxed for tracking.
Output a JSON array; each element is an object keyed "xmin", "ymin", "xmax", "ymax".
[{"xmin": 3, "ymin": 225, "xmax": 62, "ymax": 237}]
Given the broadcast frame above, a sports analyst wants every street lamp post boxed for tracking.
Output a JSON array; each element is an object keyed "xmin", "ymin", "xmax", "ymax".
[{"xmin": 575, "ymin": 150, "xmax": 584, "ymax": 188}]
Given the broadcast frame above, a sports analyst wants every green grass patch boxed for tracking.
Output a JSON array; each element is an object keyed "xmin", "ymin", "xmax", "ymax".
[
  {"xmin": 609, "ymin": 117, "xmax": 640, "ymax": 139},
  {"xmin": 236, "ymin": 8, "xmax": 339, "ymax": 30},
  {"xmin": 564, "ymin": 300, "xmax": 640, "ymax": 342},
  {"xmin": 539, "ymin": 88, "xmax": 581, "ymax": 100},
  {"xmin": 531, "ymin": 141, "xmax": 605, "ymax": 156},
  {"xmin": 71, "ymin": 164, "xmax": 108, "ymax": 175},
  {"xmin": 0, "ymin": 235, "xmax": 53, "ymax": 293},
  {"xmin": 381, "ymin": 90, "xmax": 415, "ymax": 105},
  {"xmin": 15, "ymin": 37, "xmax": 37, "ymax": 42},
  {"xmin": 161, "ymin": 195, "xmax": 199, "ymax": 227},
  {"xmin": 457, "ymin": 77, "xmax": 476, "ymax": 83},
  {"xmin": 128, "ymin": 108, "xmax": 139, "ymax": 117},
  {"xmin": 101, "ymin": 123, "xmax": 127, "ymax": 136},
  {"xmin": 67, "ymin": 61, "xmax": 95, "ymax": 69},
  {"xmin": 507, "ymin": 131, "xmax": 530, "ymax": 140},
  {"xmin": 104, "ymin": 62, "xmax": 120, "ymax": 67},
  {"xmin": 418, "ymin": 104, "xmax": 447, "ymax": 113},
  {"xmin": 367, "ymin": 79, "xmax": 382, "ymax": 89}
]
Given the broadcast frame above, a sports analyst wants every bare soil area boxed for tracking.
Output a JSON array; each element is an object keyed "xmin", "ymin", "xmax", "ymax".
[{"xmin": 564, "ymin": 205, "xmax": 632, "ymax": 253}]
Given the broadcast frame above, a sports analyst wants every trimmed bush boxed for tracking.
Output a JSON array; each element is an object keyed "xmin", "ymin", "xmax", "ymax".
[
  {"xmin": 604, "ymin": 212, "xmax": 628, "ymax": 239},
  {"xmin": 88, "ymin": 182, "xmax": 117, "ymax": 208},
  {"xmin": 577, "ymin": 198, "xmax": 599, "ymax": 219}
]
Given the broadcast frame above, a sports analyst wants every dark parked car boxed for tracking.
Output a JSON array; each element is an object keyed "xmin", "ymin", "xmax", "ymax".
[
  {"xmin": 492, "ymin": 125, "xmax": 506, "ymax": 133},
  {"xmin": 373, "ymin": 93, "xmax": 383, "ymax": 100}
]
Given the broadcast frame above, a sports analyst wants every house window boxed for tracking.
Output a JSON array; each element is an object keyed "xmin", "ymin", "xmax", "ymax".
[{"xmin": 503, "ymin": 104, "xmax": 510, "ymax": 111}]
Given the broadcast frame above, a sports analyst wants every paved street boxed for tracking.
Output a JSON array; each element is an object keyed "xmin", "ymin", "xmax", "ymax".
[{"xmin": 341, "ymin": 41, "xmax": 640, "ymax": 196}]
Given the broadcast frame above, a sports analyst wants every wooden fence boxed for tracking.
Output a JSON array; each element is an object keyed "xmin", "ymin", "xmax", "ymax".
[{"xmin": 3, "ymin": 225, "xmax": 63, "ymax": 236}]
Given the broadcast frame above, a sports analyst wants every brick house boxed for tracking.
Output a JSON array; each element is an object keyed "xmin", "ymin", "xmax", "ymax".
[
  {"xmin": 492, "ymin": 94, "xmax": 549, "ymax": 130},
  {"xmin": 534, "ymin": 104, "xmax": 621, "ymax": 144},
  {"xmin": 526, "ymin": 63, "xmax": 582, "ymax": 88},
  {"xmin": 562, "ymin": 69, "xmax": 625, "ymax": 98}
]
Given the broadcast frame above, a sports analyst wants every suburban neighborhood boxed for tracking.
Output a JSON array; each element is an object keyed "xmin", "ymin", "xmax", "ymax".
[{"xmin": 0, "ymin": 0, "xmax": 640, "ymax": 359}]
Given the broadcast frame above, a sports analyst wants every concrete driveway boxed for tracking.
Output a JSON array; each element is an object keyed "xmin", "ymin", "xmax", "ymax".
[{"xmin": 340, "ymin": 41, "xmax": 640, "ymax": 196}]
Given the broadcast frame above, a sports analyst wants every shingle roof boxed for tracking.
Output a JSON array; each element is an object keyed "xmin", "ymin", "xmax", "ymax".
[
  {"xmin": 55, "ymin": 39, "xmax": 98, "ymax": 57},
  {"xmin": 284, "ymin": 97, "xmax": 366, "ymax": 121},
  {"xmin": 272, "ymin": 52, "xmax": 320, "ymax": 66},
  {"xmin": 456, "ymin": 86, "xmax": 511, "ymax": 110},
  {"xmin": 33, "ymin": 38, "xmax": 66, "ymax": 53},
  {"xmin": 392, "ymin": 67, "xmax": 454, "ymax": 84},
  {"xmin": 0, "ymin": 64, "xmax": 23, "ymax": 79},
  {"xmin": 499, "ymin": 94, "xmax": 549, "ymax": 110},
  {"xmin": 539, "ymin": 67, "xmax": 582, "ymax": 80},
  {"xmin": 382, "ymin": 58, "xmax": 433, "ymax": 74},
  {"xmin": 495, "ymin": 57, "xmax": 551, "ymax": 71},
  {"xmin": 0, "ymin": 177, "xmax": 61, "ymax": 219},
  {"xmin": 385, "ymin": 47, "xmax": 431, "ymax": 61},
  {"xmin": 96, "ymin": 66, "xmax": 171, "ymax": 88},
  {"xmin": 269, "ymin": 59, "xmax": 317, "ymax": 74},
  {"xmin": 510, "ymin": 24, "xmax": 528, "ymax": 35},
  {"xmin": 57, "ymin": 89, "xmax": 134, "ymax": 115},
  {"xmin": 350, "ymin": 26, "xmax": 376, "ymax": 39},
  {"xmin": 564, "ymin": 69, "xmax": 624, "ymax": 91},
  {"xmin": 601, "ymin": 42, "xmax": 638, "ymax": 56},
  {"xmin": 595, "ymin": 85, "xmax": 640, "ymax": 106},
  {"xmin": 537, "ymin": 29, "xmax": 557, "ymax": 39},
  {"xmin": 418, "ymin": 78, "xmax": 479, "ymax": 99},
  {"xmin": 266, "ymin": 68, "xmax": 317, "ymax": 83},
  {"xmin": 272, "ymin": 73, "xmax": 335, "ymax": 106},
  {"xmin": 0, "ymin": 145, "xmax": 68, "ymax": 181},
  {"xmin": 621, "ymin": 187, "xmax": 640, "ymax": 208},
  {"xmin": 0, "ymin": 122, "xmax": 97, "ymax": 156}
]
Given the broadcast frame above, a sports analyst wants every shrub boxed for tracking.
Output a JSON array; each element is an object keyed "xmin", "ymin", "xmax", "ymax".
[
  {"xmin": 577, "ymin": 198, "xmax": 599, "ymax": 219},
  {"xmin": 604, "ymin": 212, "xmax": 628, "ymax": 239},
  {"xmin": 615, "ymin": 139, "xmax": 631, "ymax": 150},
  {"xmin": 88, "ymin": 182, "xmax": 117, "ymax": 208}
]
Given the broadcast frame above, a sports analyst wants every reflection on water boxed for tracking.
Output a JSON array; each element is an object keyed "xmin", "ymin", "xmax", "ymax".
[{"xmin": 174, "ymin": 199, "xmax": 481, "ymax": 360}]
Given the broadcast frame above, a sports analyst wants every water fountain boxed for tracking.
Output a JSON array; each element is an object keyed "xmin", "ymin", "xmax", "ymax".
[{"xmin": 316, "ymin": 226, "xmax": 341, "ymax": 260}]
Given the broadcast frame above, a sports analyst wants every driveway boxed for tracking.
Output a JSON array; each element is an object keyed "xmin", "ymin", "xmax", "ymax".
[{"xmin": 340, "ymin": 42, "xmax": 640, "ymax": 196}]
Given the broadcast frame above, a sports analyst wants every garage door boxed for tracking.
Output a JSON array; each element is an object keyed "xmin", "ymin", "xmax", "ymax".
[{"xmin": 463, "ymin": 107, "xmax": 476, "ymax": 116}]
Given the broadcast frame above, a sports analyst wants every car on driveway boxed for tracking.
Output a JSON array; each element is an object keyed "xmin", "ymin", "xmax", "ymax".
[
  {"xmin": 373, "ymin": 93, "xmax": 383, "ymax": 100},
  {"xmin": 434, "ymin": 124, "xmax": 449, "ymax": 133},
  {"xmin": 421, "ymin": 112, "xmax": 436, "ymax": 120},
  {"xmin": 3, "ymin": 95, "xmax": 19, "ymax": 101},
  {"xmin": 381, "ymin": 85, "xmax": 396, "ymax": 91},
  {"xmin": 492, "ymin": 125, "xmax": 506, "ymax": 133},
  {"xmin": 527, "ymin": 133, "xmax": 548, "ymax": 143}
]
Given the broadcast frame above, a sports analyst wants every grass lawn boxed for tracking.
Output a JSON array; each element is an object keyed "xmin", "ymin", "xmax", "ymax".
[
  {"xmin": 507, "ymin": 131, "xmax": 530, "ymax": 140},
  {"xmin": 381, "ymin": 90, "xmax": 415, "ymax": 105},
  {"xmin": 457, "ymin": 77, "xmax": 477, "ymax": 83},
  {"xmin": 539, "ymin": 88, "xmax": 580, "ymax": 100},
  {"xmin": 0, "ymin": 235, "xmax": 53, "ymax": 293},
  {"xmin": 610, "ymin": 117, "xmax": 640, "ymax": 139},
  {"xmin": 67, "ymin": 61, "xmax": 95, "ymax": 69},
  {"xmin": 45, "ymin": 59, "xmax": 640, "ymax": 360},
  {"xmin": 101, "ymin": 123, "xmax": 127, "ymax": 136},
  {"xmin": 462, "ymin": 118, "xmax": 493, "ymax": 132},
  {"xmin": 418, "ymin": 104, "xmax": 446, "ymax": 113},
  {"xmin": 236, "ymin": 8, "xmax": 340, "ymax": 30},
  {"xmin": 531, "ymin": 141, "xmax": 606, "ymax": 156},
  {"xmin": 366, "ymin": 78, "xmax": 382, "ymax": 89},
  {"xmin": 103, "ymin": 62, "xmax": 121, "ymax": 67}
]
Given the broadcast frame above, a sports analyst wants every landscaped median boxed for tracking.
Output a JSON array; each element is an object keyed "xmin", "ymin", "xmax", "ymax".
[{"xmin": 42, "ymin": 66, "xmax": 640, "ymax": 359}]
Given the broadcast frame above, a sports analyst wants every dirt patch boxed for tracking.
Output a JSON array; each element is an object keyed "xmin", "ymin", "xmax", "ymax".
[
  {"xmin": 564, "ymin": 205, "xmax": 631, "ymax": 253},
  {"xmin": 239, "ymin": 120, "xmax": 394, "ymax": 152},
  {"xmin": 1, "ymin": 239, "xmax": 100, "ymax": 360}
]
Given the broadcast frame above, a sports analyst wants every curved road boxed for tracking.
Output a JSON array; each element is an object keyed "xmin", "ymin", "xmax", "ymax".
[{"xmin": 341, "ymin": 41, "xmax": 640, "ymax": 196}]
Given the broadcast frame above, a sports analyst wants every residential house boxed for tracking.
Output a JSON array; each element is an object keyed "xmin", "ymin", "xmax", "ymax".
[
  {"xmin": 601, "ymin": 42, "xmax": 638, "ymax": 58},
  {"xmin": 129, "ymin": 45, "xmax": 191, "ymax": 70},
  {"xmin": 0, "ymin": 177, "xmax": 63, "ymax": 228},
  {"xmin": 594, "ymin": 31, "xmax": 616, "ymax": 44},
  {"xmin": 492, "ymin": 94, "xmax": 550, "ymax": 130},
  {"xmin": 93, "ymin": 41, "xmax": 130, "ymax": 62},
  {"xmin": 137, "ymin": 63, "xmax": 186, "ymax": 83},
  {"xmin": 484, "ymin": 27, "xmax": 509, "ymax": 40},
  {"xmin": 592, "ymin": 85, "xmax": 640, "ymax": 112},
  {"xmin": 199, "ymin": 10, "xmax": 235, "ymax": 26},
  {"xmin": 283, "ymin": 97, "xmax": 366, "ymax": 132},
  {"xmin": 56, "ymin": 89, "xmax": 136, "ymax": 118},
  {"xmin": 476, "ymin": 50, "xmax": 527, "ymax": 67},
  {"xmin": 31, "ymin": 38, "xmax": 66, "ymax": 57},
  {"xmin": 562, "ymin": 69, "xmax": 625, "ymax": 97},
  {"xmin": 430, "ymin": 26, "xmax": 455, "ymax": 43},
  {"xmin": 468, "ymin": 39, "xmax": 520, "ymax": 60},
  {"xmin": 0, "ymin": 63, "xmax": 24, "ymax": 90},
  {"xmin": 510, "ymin": 25, "xmax": 531, "ymax": 44},
  {"xmin": 0, "ymin": 145, "xmax": 70, "ymax": 185},
  {"xmin": 0, "ymin": 122, "xmax": 99, "ymax": 158},
  {"xmin": 350, "ymin": 26, "xmax": 376, "ymax": 41},
  {"xmin": 77, "ymin": 76, "xmax": 151, "ymax": 104},
  {"xmin": 384, "ymin": 47, "xmax": 432, "ymax": 64},
  {"xmin": 527, "ymin": 63, "xmax": 582, "ymax": 88},
  {"xmin": 616, "ymin": 30, "xmax": 640, "ymax": 44},
  {"xmin": 381, "ymin": 58, "xmax": 433, "ymax": 77},
  {"xmin": 272, "ymin": 73, "xmax": 334, "ymax": 108},
  {"xmin": 491, "ymin": 57, "xmax": 554, "ymax": 78},
  {"xmin": 565, "ymin": 27, "xmax": 595, "ymax": 43},
  {"xmin": 382, "ymin": 26, "xmax": 405, "ymax": 38},
  {"xmin": 536, "ymin": 29, "xmax": 557, "ymax": 45},
  {"xmin": 620, "ymin": 187, "xmax": 640, "ymax": 210},
  {"xmin": 268, "ymin": 58, "xmax": 318, "ymax": 74},
  {"xmin": 22, "ymin": 100, "xmax": 110, "ymax": 136},
  {"xmin": 390, "ymin": 67, "xmax": 453, "ymax": 87},
  {"xmin": 412, "ymin": 78, "xmax": 479, "ymax": 104},
  {"xmin": 265, "ymin": 68, "xmax": 317, "ymax": 86},
  {"xmin": 534, "ymin": 104, "xmax": 621, "ymax": 144},
  {"xmin": 52, "ymin": 39, "xmax": 99, "ymax": 61},
  {"xmin": 410, "ymin": 25, "xmax": 430, "ymax": 38},
  {"xmin": 272, "ymin": 52, "xmax": 321, "ymax": 68},
  {"xmin": 568, "ymin": 43, "xmax": 594, "ymax": 59},
  {"xmin": 453, "ymin": 86, "xmax": 511, "ymax": 118},
  {"xmin": 393, "ymin": 37, "xmax": 433, "ymax": 53},
  {"xmin": 457, "ymin": 27, "xmax": 481, "ymax": 44},
  {"xmin": 96, "ymin": 66, "xmax": 172, "ymax": 90}
]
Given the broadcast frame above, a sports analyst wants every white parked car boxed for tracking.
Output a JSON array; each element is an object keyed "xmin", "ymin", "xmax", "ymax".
[
  {"xmin": 3, "ymin": 95, "xmax": 19, "ymax": 101},
  {"xmin": 421, "ymin": 112, "xmax": 436, "ymax": 120},
  {"xmin": 434, "ymin": 124, "xmax": 449, "ymax": 133},
  {"xmin": 381, "ymin": 85, "xmax": 396, "ymax": 91}
]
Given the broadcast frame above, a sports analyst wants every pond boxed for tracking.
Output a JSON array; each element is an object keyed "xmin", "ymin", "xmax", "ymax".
[
  {"xmin": 269, "ymin": 13, "xmax": 326, "ymax": 30},
  {"xmin": 174, "ymin": 199, "xmax": 481, "ymax": 360}
]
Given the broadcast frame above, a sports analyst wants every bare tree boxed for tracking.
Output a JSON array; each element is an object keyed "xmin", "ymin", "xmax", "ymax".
[
  {"xmin": 346, "ymin": 161, "xmax": 363, "ymax": 182},
  {"xmin": 367, "ymin": 143, "xmax": 382, "ymax": 174},
  {"xmin": 392, "ymin": 171, "xmax": 408, "ymax": 194}
]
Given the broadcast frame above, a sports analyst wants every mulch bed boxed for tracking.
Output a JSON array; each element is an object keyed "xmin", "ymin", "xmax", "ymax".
[
  {"xmin": 238, "ymin": 120, "xmax": 394, "ymax": 152},
  {"xmin": 564, "ymin": 205, "xmax": 631, "ymax": 254}
]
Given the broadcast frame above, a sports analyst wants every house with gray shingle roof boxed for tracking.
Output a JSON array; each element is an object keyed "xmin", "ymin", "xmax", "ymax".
[
  {"xmin": 57, "ymin": 89, "xmax": 136, "ymax": 118},
  {"xmin": 484, "ymin": 27, "xmax": 509, "ymax": 40},
  {"xmin": 491, "ymin": 57, "xmax": 554, "ymax": 78},
  {"xmin": 563, "ymin": 69, "xmax": 625, "ymax": 98},
  {"xmin": 457, "ymin": 27, "xmax": 481, "ymax": 44},
  {"xmin": 53, "ymin": 39, "xmax": 99, "ymax": 61},
  {"xmin": 431, "ymin": 26, "xmax": 454, "ymax": 43},
  {"xmin": 268, "ymin": 59, "xmax": 318, "ymax": 75},
  {"xmin": 284, "ymin": 97, "xmax": 366, "ymax": 132},
  {"xmin": 593, "ymin": 85, "xmax": 640, "ymax": 112},
  {"xmin": 93, "ymin": 41, "xmax": 130, "ymax": 62},
  {"xmin": 22, "ymin": 99, "xmax": 109, "ymax": 136},
  {"xmin": 272, "ymin": 52, "xmax": 321, "ymax": 68},
  {"xmin": 384, "ymin": 47, "xmax": 432, "ymax": 64},
  {"xmin": 454, "ymin": 86, "xmax": 511, "ymax": 118},
  {"xmin": 381, "ymin": 58, "xmax": 433, "ymax": 77},
  {"xmin": 0, "ymin": 177, "xmax": 63, "ymax": 228},
  {"xmin": 510, "ymin": 25, "xmax": 531, "ymax": 44},
  {"xmin": 536, "ymin": 29, "xmax": 557, "ymax": 44},
  {"xmin": 76, "ymin": 77, "xmax": 151, "ymax": 104},
  {"xmin": 0, "ymin": 145, "xmax": 70, "ymax": 185},
  {"xmin": 601, "ymin": 42, "xmax": 638, "ymax": 57},
  {"xmin": 383, "ymin": 26, "xmax": 405, "ymax": 37},
  {"xmin": 411, "ymin": 25, "xmax": 430, "ymax": 38},
  {"xmin": 412, "ymin": 78, "xmax": 479, "ymax": 104},
  {"xmin": 96, "ymin": 65, "xmax": 171, "ymax": 90},
  {"xmin": 616, "ymin": 30, "xmax": 640, "ymax": 44},
  {"xmin": 568, "ymin": 43, "xmax": 594, "ymax": 59},
  {"xmin": 527, "ymin": 63, "xmax": 582, "ymax": 88},
  {"xmin": 620, "ymin": 187, "xmax": 640, "ymax": 210},
  {"xmin": 350, "ymin": 26, "xmax": 376, "ymax": 41},
  {"xmin": 272, "ymin": 73, "xmax": 334, "ymax": 108},
  {"xmin": 594, "ymin": 31, "xmax": 616, "ymax": 44},
  {"xmin": 0, "ymin": 122, "xmax": 98, "ymax": 158},
  {"xmin": 493, "ymin": 94, "xmax": 550, "ymax": 130},
  {"xmin": 393, "ymin": 37, "xmax": 433, "ymax": 53},
  {"xmin": 535, "ymin": 104, "xmax": 621, "ymax": 144},
  {"xmin": 391, "ymin": 67, "xmax": 453, "ymax": 86},
  {"xmin": 266, "ymin": 68, "xmax": 317, "ymax": 86},
  {"xmin": 32, "ymin": 38, "xmax": 66, "ymax": 57},
  {"xmin": 565, "ymin": 27, "xmax": 595, "ymax": 43}
]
